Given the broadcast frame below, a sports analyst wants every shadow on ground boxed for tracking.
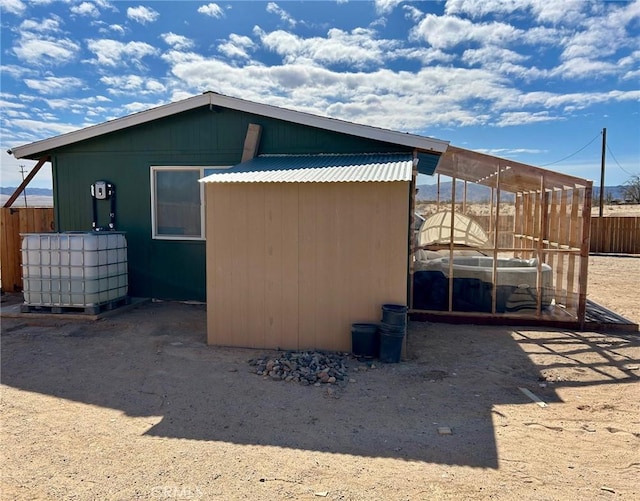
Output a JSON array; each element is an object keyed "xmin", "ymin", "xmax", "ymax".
[{"xmin": 2, "ymin": 299, "xmax": 637, "ymax": 468}]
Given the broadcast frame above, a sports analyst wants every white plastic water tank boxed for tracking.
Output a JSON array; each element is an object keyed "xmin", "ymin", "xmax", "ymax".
[{"xmin": 21, "ymin": 232, "xmax": 128, "ymax": 307}]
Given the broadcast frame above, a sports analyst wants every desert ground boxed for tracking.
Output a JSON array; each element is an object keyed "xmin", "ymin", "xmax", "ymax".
[{"xmin": 1, "ymin": 251, "xmax": 638, "ymax": 501}]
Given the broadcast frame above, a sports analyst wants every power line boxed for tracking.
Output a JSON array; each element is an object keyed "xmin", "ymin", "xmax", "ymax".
[
  {"xmin": 540, "ymin": 132, "xmax": 601, "ymax": 167},
  {"xmin": 18, "ymin": 165, "xmax": 29, "ymax": 207},
  {"xmin": 605, "ymin": 143, "xmax": 637, "ymax": 177}
]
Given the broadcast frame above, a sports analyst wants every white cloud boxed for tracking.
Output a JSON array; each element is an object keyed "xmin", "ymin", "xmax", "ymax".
[
  {"xmin": 107, "ymin": 24, "xmax": 125, "ymax": 35},
  {"xmin": 0, "ymin": 0, "xmax": 26, "ymax": 15},
  {"xmin": 520, "ymin": 26, "xmax": 565, "ymax": 46},
  {"xmin": 462, "ymin": 47, "xmax": 527, "ymax": 66},
  {"xmin": 10, "ymin": 16, "xmax": 80, "ymax": 66},
  {"xmin": 257, "ymin": 27, "xmax": 400, "ymax": 69},
  {"xmin": 528, "ymin": 0, "xmax": 589, "ymax": 25},
  {"xmin": 460, "ymin": 46, "xmax": 549, "ymax": 80},
  {"xmin": 445, "ymin": 0, "xmax": 588, "ymax": 25},
  {"xmin": 100, "ymin": 75, "xmax": 166, "ymax": 96},
  {"xmin": 197, "ymin": 3, "xmax": 224, "ymax": 18},
  {"xmin": 402, "ymin": 4, "xmax": 423, "ymax": 22},
  {"xmin": 19, "ymin": 17, "xmax": 63, "ymax": 34},
  {"xmin": 411, "ymin": 14, "xmax": 521, "ymax": 50},
  {"xmin": 1, "ymin": 65, "xmax": 39, "ymax": 79},
  {"xmin": 552, "ymin": 57, "xmax": 621, "ymax": 80},
  {"xmin": 13, "ymin": 36, "xmax": 80, "ymax": 65},
  {"xmin": 126, "ymin": 5, "xmax": 159, "ymax": 25},
  {"xmin": 44, "ymin": 95, "xmax": 111, "ymax": 110},
  {"xmin": 375, "ymin": 0, "xmax": 404, "ymax": 15},
  {"xmin": 70, "ymin": 2, "xmax": 100, "ymax": 17},
  {"xmin": 496, "ymin": 111, "xmax": 561, "ymax": 127},
  {"xmin": 161, "ymin": 32, "xmax": 194, "ymax": 50},
  {"xmin": 560, "ymin": 1, "xmax": 640, "ymax": 63},
  {"xmin": 266, "ymin": 2, "xmax": 296, "ymax": 28},
  {"xmin": 161, "ymin": 47, "xmax": 525, "ymax": 130},
  {"xmin": 218, "ymin": 34, "xmax": 254, "ymax": 60},
  {"xmin": 475, "ymin": 148, "xmax": 548, "ymax": 157},
  {"xmin": 0, "ymin": 98, "xmax": 28, "ymax": 112},
  {"xmin": 394, "ymin": 47, "xmax": 456, "ymax": 65},
  {"xmin": 10, "ymin": 118, "xmax": 79, "ymax": 136},
  {"xmin": 121, "ymin": 100, "xmax": 164, "ymax": 114},
  {"xmin": 516, "ymin": 89, "xmax": 640, "ymax": 113},
  {"xmin": 86, "ymin": 39, "xmax": 159, "ymax": 67},
  {"xmin": 24, "ymin": 76, "xmax": 84, "ymax": 95}
]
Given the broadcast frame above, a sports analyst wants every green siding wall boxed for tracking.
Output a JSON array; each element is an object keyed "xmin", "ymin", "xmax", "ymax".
[{"xmin": 51, "ymin": 105, "xmax": 424, "ymax": 301}]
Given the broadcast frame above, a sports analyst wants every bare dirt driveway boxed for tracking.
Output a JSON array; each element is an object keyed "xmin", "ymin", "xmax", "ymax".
[{"xmin": 1, "ymin": 255, "xmax": 639, "ymax": 501}]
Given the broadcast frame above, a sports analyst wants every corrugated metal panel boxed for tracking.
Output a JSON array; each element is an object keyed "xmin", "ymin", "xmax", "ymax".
[{"xmin": 200, "ymin": 153, "xmax": 414, "ymax": 183}]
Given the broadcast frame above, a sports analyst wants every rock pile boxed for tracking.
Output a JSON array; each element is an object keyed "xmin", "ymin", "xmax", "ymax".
[{"xmin": 249, "ymin": 351, "xmax": 350, "ymax": 386}]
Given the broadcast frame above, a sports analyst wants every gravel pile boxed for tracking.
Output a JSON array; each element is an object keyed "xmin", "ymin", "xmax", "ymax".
[{"xmin": 249, "ymin": 351, "xmax": 351, "ymax": 386}]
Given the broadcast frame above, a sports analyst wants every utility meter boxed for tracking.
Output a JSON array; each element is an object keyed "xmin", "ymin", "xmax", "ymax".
[
  {"xmin": 91, "ymin": 180, "xmax": 111, "ymax": 200},
  {"xmin": 90, "ymin": 180, "xmax": 116, "ymax": 230}
]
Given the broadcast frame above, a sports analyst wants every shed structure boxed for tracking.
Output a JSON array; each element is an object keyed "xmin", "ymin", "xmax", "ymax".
[
  {"xmin": 200, "ymin": 154, "xmax": 413, "ymax": 350},
  {"xmin": 412, "ymin": 146, "xmax": 594, "ymax": 329}
]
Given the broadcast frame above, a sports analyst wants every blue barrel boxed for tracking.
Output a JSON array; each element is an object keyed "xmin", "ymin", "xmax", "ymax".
[
  {"xmin": 351, "ymin": 323, "xmax": 379, "ymax": 358},
  {"xmin": 381, "ymin": 304, "xmax": 408, "ymax": 327}
]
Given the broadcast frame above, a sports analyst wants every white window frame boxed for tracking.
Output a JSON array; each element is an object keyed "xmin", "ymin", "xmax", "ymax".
[{"xmin": 150, "ymin": 166, "xmax": 206, "ymax": 241}]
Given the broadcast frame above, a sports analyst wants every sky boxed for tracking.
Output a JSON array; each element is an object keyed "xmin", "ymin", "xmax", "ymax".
[{"xmin": 1, "ymin": 0, "xmax": 639, "ymax": 190}]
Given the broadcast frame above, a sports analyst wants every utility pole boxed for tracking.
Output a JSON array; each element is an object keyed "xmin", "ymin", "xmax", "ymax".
[
  {"xmin": 19, "ymin": 165, "xmax": 29, "ymax": 207},
  {"xmin": 599, "ymin": 128, "xmax": 606, "ymax": 217}
]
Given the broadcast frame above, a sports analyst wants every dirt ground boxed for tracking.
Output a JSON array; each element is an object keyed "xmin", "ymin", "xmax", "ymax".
[{"xmin": 1, "ymin": 255, "xmax": 639, "ymax": 501}]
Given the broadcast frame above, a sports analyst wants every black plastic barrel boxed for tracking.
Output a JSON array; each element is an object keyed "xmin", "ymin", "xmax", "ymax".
[
  {"xmin": 379, "ymin": 303, "xmax": 407, "ymax": 363},
  {"xmin": 381, "ymin": 303, "xmax": 408, "ymax": 327},
  {"xmin": 378, "ymin": 324, "xmax": 404, "ymax": 363},
  {"xmin": 351, "ymin": 323, "xmax": 379, "ymax": 358}
]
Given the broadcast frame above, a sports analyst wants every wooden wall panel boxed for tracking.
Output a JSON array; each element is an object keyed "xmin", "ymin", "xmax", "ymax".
[
  {"xmin": 264, "ymin": 184, "xmax": 299, "ymax": 350},
  {"xmin": 206, "ymin": 182, "xmax": 408, "ymax": 351}
]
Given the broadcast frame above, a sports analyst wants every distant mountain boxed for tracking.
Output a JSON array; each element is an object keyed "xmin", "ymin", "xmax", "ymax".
[
  {"xmin": 592, "ymin": 186, "xmax": 628, "ymax": 201},
  {"xmin": 416, "ymin": 181, "xmax": 513, "ymax": 203},
  {"xmin": 1, "ymin": 187, "xmax": 53, "ymax": 196},
  {"xmin": 417, "ymin": 181, "xmax": 627, "ymax": 203}
]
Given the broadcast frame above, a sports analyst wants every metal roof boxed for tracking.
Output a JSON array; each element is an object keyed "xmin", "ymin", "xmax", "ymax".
[
  {"xmin": 199, "ymin": 153, "xmax": 415, "ymax": 183},
  {"xmin": 10, "ymin": 92, "xmax": 449, "ymax": 160}
]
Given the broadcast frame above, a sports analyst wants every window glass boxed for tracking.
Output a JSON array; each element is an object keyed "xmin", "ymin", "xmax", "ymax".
[{"xmin": 154, "ymin": 169, "xmax": 202, "ymax": 238}]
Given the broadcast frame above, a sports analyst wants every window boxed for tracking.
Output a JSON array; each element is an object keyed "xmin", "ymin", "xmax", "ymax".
[{"xmin": 151, "ymin": 167, "xmax": 205, "ymax": 240}]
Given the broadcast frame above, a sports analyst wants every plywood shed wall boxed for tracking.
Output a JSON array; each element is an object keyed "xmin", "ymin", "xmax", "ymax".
[{"xmin": 205, "ymin": 181, "xmax": 409, "ymax": 351}]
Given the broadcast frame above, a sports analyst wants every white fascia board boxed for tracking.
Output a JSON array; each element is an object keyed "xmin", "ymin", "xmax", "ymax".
[
  {"xmin": 11, "ymin": 92, "xmax": 449, "ymax": 159},
  {"xmin": 10, "ymin": 94, "xmax": 210, "ymax": 159},
  {"xmin": 209, "ymin": 93, "xmax": 449, "ymax": 154}
]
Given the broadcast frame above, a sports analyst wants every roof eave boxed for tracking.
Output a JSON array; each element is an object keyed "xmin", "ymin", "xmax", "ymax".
[
  {"xmin": 10, "ymin": 92, "xmax": 449, "ymax": 159},
  {"xmin": 10, "ymin": 94, "xmax": 211, "ymax": 159}
]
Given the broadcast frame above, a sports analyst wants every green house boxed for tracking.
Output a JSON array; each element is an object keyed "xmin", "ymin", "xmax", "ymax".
[{"xmin": 10, "ymin": 92, "xmax": 447, "ymax": 301}]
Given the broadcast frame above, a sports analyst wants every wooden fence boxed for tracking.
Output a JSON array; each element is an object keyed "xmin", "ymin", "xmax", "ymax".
[
  {"xmin": 0, "ymin": 207, "xmax": 55, "ymax": 292},
  {"xmin": 590, "ymin": 216, "xmax": 640, "ymax": 254},
  {"xmin": 438, "ymin": 213, "xmax": 639, "ymax": 255}
]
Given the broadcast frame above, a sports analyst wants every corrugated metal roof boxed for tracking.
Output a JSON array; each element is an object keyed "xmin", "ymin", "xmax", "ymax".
[{"xmin": 200, "ymin": 153, "xmax": 414, "ymax": 183}]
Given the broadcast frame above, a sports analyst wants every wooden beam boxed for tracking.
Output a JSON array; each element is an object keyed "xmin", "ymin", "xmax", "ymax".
[
  {"xmin": 241, "ymin": 123, "xmax": 262, "ymax": 162},
  {"xmin": 408, "ymin": 151, "xmax": 418, "ymax": 310},
  {"xmin": 3, "ymin": 156, "xmax": 50, "ymax": 208},
  {"xmin": 578, "ymin": 182, "xmax": 593, "ymax": 328},
  {"xmin": 436, "ymin": 146, "xmax": 591, "ymax": 194}
]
